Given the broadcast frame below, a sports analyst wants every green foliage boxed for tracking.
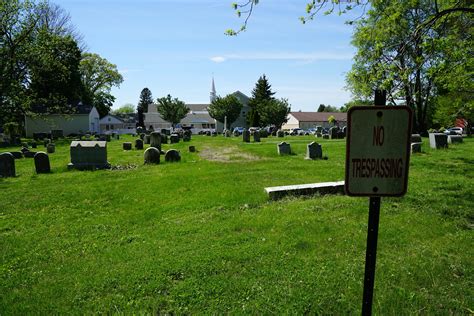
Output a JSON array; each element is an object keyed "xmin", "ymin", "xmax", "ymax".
[
  {"xmin": 2, "ymin": 121, "xmax": 20, "ymax": 141},
  {"xmin": 208, "ymin": 94, "xmax": 243, "ymax": 126},
  {"xmin": 340, "ymin": 99, "xmax": 373, "ymax": 112},
  {"xmin": 79, "ymin": 53, "xmax": 123, "ymax": 117},
  {"xmin": 328, "ymin": 115, "xmax": 336, "ymax": 125},
  {"xmin": 258, "ymin": 98, "xmax": 291, "ymax": 128},
  {"xmin": 156, "ymin": 94, "xmax": 189, "ymax": 127},
  {"xmin": 317, "ymin": 104, "xmax": 339, "ymax": 112},
  {"xmin": 112, "ymin": 103, "xmax": 135, "ymax": 115},
  {"xmin": 137, "ymin": 88, "xmax": 153, "ymax": 114},
  {"xmin": 248, "ymin": 74, "xmax": 276, "ymax": 127}
]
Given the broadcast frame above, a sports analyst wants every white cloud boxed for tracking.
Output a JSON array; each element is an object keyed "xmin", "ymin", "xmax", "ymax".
[
  {"xmin": 210, "ymin": 51, "xmax": 353, "ymax": 63},
  {"xmin": 210, "ymin": 56, "xmax": 226, "ymax": 63}
]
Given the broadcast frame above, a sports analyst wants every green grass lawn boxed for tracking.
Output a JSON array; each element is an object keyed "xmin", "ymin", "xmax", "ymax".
[{"xmin": 1, "ymin": 134, "xmax": 473, "ymax": 314}]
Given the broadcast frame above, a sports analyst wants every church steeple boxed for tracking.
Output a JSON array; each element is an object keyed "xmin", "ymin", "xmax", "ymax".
[{"xmin": 210, "ymin": 76, "xmax": 216, "ymax": 103}]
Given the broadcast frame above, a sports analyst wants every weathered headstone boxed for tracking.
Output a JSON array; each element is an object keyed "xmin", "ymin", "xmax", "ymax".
[
  {"xmin": 170, "ymin": 134, "xmax": 179, "ymax": 144},
  {"xmin": 329, "ymin": 127, "xmax": 338, "ymax": 139},
  {"xmin": 410, "ymin": 134, "xmax": 422, "ymax": 143},
  {"xmin": 242, "ymin": 129, "xmax": 250, "ymax": 143},
  {"xmin": 51, "ymin": 129, "xmax": 63, "ymax": 139},
  {"xmin": 277, "ymin": 130, "xmax": 285, "ymax": 138},
  {"xmin": 34, "ymin": 152, "xmax": 50, "ymax": 173},
  {"xmin": 260, "ymin": 130, "xmax": 269, "ymax": 138},
  {"xmin": 183, "ymin": 130, "xmax": 191, "ymax": 142},
  {"xmin": 161, "ymin": 134, "xmax": 168, "ymax": 144},
  {"xmin": 278, "ymin": 142, "xmax": 291, "ymax": 155},
  {"xmin": 144, "ymin": 134, "xmax": 151, "ymax": 144},
  {"xmin": 429, "ymin": 133, "xmax": 448, "ymax": 149},
  {"xmin": 165, "ymin": 149, "xmax": 181, "ymax": 162},
  {"xmin": 44, "ymin": 139, "xmax": 51, "ymax": 147},
  {"xmin": 123, "ymin": 142, "xmax": 132, "ymax": 150},
  {"xmin": 253, "ymin": 131, "xmax": 261, "ymax": 142},
  {"xmin": 144, "ymin": 147, "xmax": 160, "ymax": 164},
  {"xmin": 306, "ymin": 142, "xmax": 322, "ymax": 160},
  {"xmin": 68, "ymin": 141, "xmax": 110, "ymax": 170},
  {"xmin": 411, "ymin": 142, "xmax": 422, "ymax": 153},
  {"xmin": 46, "ymin": 143, "xmax": 55, "ymax": 153},
  {"xmin": 0, "ymin": 152, "xmax": 15, "ymax": 177},
  {"xmin": 448, "ymin": 135, "xmax": 463, "ymax": 144},
  {"xmin": 150, "ymin": 132, "xmax": 162, "ymax": 150},
  {"xmin": 189, "ymin": 145, "xmax": 196, "ymax": 152},
  {"xmin": 135, "ymin": 139, "xmax": 144, "ymax": 150}
]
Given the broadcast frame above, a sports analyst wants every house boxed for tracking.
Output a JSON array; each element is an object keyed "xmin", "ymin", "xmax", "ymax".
[
  {"xmin": 99, "ymin": 113, "xmax": 137, "ymax": 134},
  {"xmin": 282, "ymin": 112, "xmax": 347, "ymax": 130},
  {"xmin": 24, "ymin": 104, "xmax": 100, "ymax": 137}
]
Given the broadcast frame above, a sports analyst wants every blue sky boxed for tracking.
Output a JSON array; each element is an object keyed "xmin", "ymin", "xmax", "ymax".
[{"xmin": 55, "ymin": 0, "xmax": 362, "ymax": 111}]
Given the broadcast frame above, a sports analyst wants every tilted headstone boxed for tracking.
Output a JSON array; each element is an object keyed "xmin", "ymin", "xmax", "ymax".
[
  {"xmin": 46, "ymin": 143, "xmax": 55, "ymax": 153},
  {"xmin": 278, "ymin": 142, "xmax": 291, "ymax": 155},
  {"xmin": 329, "ymin": 127, "xmax": 338, "ymax": 139},
  {"xmin": 411, "ymin": 134, "xmax": 422, "ymax": 143},
  {"xmin": 150, "ymin": 132, "xmax": 162, "ymax": 150},
  {"xmin": 429, "ymin": 133, "xmax": 448, "ymax": 149},
  {"xmin": 10, "ymin": 151, "xmax": 23, "ymax": 159},
  {"xmin": 306, "ymin": 142, "xmax": 322, "ymax": 160},
  {"xmin": 144, "ymin": 147, "xmax": 160, "ymax": 164},
  {"xmin": 34, "ymin": 152, "xmax": 50, "ymax": 173},
  {"xmin": 144, "ymin": 134, "xmax": 151, "ymax": 144},
  {"xmin": 135, "ymin": 139, "xmax": 144, "ymax": 150},
  {"xmin": 411, "ymin": 142, "xmax": 422, "ymax": 153},
  {"xmin": 189, "ymin": 145, "xmax": 196, "ymax": 153},
  {"xmin": 170, "ymin": 134, "xmax": 179, "ymax": 144},
  {"xmin": 0, "ymin": 152, "xmax": 15, "ymax": 177},
  {"xmin": 68, "ymin": 141, "xmax": 110, "ymax": 170},
  {"xmin": 253, "ymin": 131, "xmax": 261, "ymax": 142},
  {"xmin": 123, "ymin": 142, "xmax": 132, "ymax": 150},
  {"xmin": 277, "ymin": 130, "xmax": 285, "ymax": 138},
  {"xmin": 448, "ymin": 135, "xmax": 463, "ymax": 144},
  {"xmin": 23, "ymin": 151, "xmax": 36, "ymax": 158},
  {"xmin": 165, "ymin": 149, "xmax": 181, "ymax": 162},
  {"xmin": 242, "ymin": 129, "xmax": 250, "ymax": 143}
]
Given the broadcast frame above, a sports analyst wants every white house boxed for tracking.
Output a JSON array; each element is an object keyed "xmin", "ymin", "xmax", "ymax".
[
  {"xmin": 24, "ymin": 105, "xmax": 100, "ymax": 137},
  {"xmin": 99, "ymin": 114, "xmax": 137, "ymax": 134},
  {"xmin": 282, "ymin": 112, "xmax": 347, "ymax": 130}
]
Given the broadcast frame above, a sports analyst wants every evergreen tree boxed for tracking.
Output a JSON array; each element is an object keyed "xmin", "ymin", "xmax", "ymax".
[
  {"xmin": 137, "ymin": 88, "xmax": 153, "ymax": 127},
  {"xmin": 248, "ymin": 74, "xmax": 275, "ymax": 127}
]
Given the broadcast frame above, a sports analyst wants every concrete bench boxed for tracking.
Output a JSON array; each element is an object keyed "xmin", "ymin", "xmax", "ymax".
[{"xmin": 265, "ymin": 181, "xmax": 345, "ymax": 200}]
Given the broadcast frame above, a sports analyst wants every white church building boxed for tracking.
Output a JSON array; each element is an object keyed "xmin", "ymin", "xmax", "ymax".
[{"xmin": 144, "ymin": 79, "xmax": 250, "ymax": 133}]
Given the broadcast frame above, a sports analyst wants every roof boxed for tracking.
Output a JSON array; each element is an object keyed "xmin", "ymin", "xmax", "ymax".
[
  {"xmin": 187, "ymin": 104, "xmax": 209, "ymax": 112},
  {"xmin": 290, "ymin": 112, "xmax": 347, "ymax": 122}
]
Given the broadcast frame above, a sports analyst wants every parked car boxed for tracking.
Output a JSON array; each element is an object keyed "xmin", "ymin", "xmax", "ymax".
[
  {"xmin": 232, "ymin": 127, "xmax": 245, "ymax": 135},
  {"xmin": 444, "ymin": 127, "xmax": 463, "ymax": 135},
  {"xmin": 290, "ymin": 128, "xmax": 304, "ymax": 135}
]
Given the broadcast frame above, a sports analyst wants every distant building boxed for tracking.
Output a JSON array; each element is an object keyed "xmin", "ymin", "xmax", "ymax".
[
  {"xmin": 144, "ymin": 79, "xmax": 250, "ymax": 133},
  {"xmin": 99, "ymin": 113, "xmax": 137, "ymax": 133},
  {"xmin": 282, "ymin": 112, "xmax": 347, "ymax": 130},
  {"xmin": 24, "ymin": 104, "xmax": 100, "ymax": 137}
]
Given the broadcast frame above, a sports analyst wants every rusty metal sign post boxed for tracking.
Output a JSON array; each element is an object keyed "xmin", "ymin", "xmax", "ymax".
[{"xmin": 345, "ymin": 91, "xmax": 412, "ymax": 315}]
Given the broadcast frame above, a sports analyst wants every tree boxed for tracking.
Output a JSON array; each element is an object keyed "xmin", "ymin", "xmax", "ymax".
[
  {"xmin": 208, "ymin": 94, "xmax": 243, "ymax": 127},
  {"xmin": 328, "ymin": 115, "xmax": 336, "ymax": 126},
  {"xmin": 112, "ymin": 103, "xmax": 135, "ymax": 115},
  {"xmin": 258, "ymin": 98, "xmax": 291, "ymax": 129},
  {"xmin": 79, "ymin": 53, "xmax": 123, "ymax": 117},
  {"xmin": 156, "ymin": 94, "xmax": 189, "ymax": 128},
  {"xmin": 317, "ymin": 104, "xmax": 339, "ymax": 112},
  {"xmin": 340, "ymin": 98, "xmax": 373, "ymax": 112},
  {"xmin": 248, "ymin": 74, "xmax": 275, "ymax": 127},
  {"xmin": 137, "ymin": 88, "xmax": 153, "ymax": 127}
]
